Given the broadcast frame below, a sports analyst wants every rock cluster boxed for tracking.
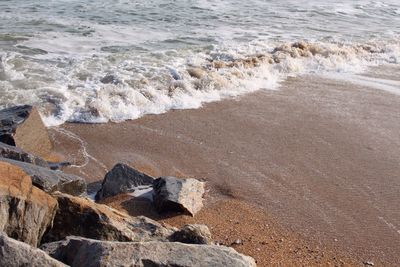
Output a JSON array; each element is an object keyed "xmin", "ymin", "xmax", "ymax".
[
  {"xmin": 0, "ymin": 105, "xmax": 256, "ymax": 267},
  {"xmin": 95, "ymin": 163, "xmax": 206, "ymax": 216}
]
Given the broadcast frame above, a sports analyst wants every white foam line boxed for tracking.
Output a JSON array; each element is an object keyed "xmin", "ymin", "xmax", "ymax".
[
  {"xmin": 378, "ymin": 216, "xmax": 400, "ymax": 236},
  {"xmin": 51, "ymin": 126, "xmax": 108, "ymax": 171},
  {"xmin": 324, "ymin": 73, "xmax": 400, "ymax": 95}
]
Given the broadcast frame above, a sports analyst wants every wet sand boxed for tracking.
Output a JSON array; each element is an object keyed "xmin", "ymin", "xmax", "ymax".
[{"xmin": 50, "ymin": 70, "xmax": 400, "ymax": 266}]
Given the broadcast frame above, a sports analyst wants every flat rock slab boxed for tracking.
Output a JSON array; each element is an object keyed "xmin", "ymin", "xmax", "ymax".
[
  {"xmin": 0, "ymin": 161, "xmax": 58, "ymax": 247},
  {"xmin": 0, "ymin": 142, "xmax": 49, "ymax": 167},
  {"xmin": 42, "ymin": 236, "xmax": 256, "ymax": 267},
  {"xmin": 43, "ymin": 192, "xmax": 176, "ymax": 243},
  {"xmin": 0, "ymin": 105, "xmax": 52, "ymax": 158},
  {"xmin": 0, "ymin": 233, "xmax": 66, "ymax": 267},
  {"xmin": 0, "ymin": 158, "xmax": 86, "ymax": 196},
  {"xmin": 95, "ymin": 163, "xmax": 154, "ymax": 201},
  {"xmin": 153, "ymin": 176, "xmax": 205, "ymax": 216}
]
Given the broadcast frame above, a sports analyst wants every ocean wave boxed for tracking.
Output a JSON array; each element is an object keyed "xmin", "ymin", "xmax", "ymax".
[{"xmin": 0, "ymin": 39, "xmax": 399, "ymax": 126}]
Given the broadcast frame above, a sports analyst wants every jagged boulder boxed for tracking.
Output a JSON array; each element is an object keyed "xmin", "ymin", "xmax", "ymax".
[
  {"xmin": 0, "ymin": 105, "xmax": 52, "ymax": 158},
  {"xmin": 42, "ymin": 236, "xmax": 257, "ymax": 267},
  {"xmin": 0, "ymin": 142, "xmax": 49, "ymax": 167},
  {"xmin": 0, "ymin": 158, "xmax": 86, "ymax": 196},
  {"xmin": 0, "ymin": 233, "xmax": 66, "ymax": 267},
  {"xmin": 153, "ymin": 176, "xmax": 205, "ymax": 216},
  {"xmin": 0, "ymin": 161, "xmax": 58, "ymax": 246},
  {"xmin": 42, "ymin": 192, "xmax": 175, "ymax": 243},
  {"xmin": 169, "ymin": 224, "xmax": 212, "ymax": 245},
  {"xmin": 95, "ymin": 163, "xmax": 154, "ymax": 201}
]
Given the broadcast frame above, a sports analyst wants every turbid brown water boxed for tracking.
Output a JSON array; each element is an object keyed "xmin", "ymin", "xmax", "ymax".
[{"xmin": 50, "ymin": 68, "xmax": 400, "ymax": 266}]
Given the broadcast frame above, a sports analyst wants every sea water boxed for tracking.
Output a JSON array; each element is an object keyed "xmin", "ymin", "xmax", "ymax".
[{"xmin": 0, "ymin": 0, "xmax": 399, "ymax": 125}]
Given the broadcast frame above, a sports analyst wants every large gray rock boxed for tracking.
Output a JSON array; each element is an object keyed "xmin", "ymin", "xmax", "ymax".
[
  {"xmin": 0, "ymin": 142, "xmax": 49, "ymax": 167},
  {"xmin": 153, "ymin": 176, "xmax": 205, "ymax": 216},
  {"xmin": 0, "ymin": 158, "xmax": 86, "ymax": 196},
  {"xmin": 95, "ymin": 163, "xmax": 154, "ymax": 201},
  {"xmin": 0, "ymin": 233, "xmax": 66, "ymax": 267},
  {"xmin": 0, "ymin": 105, "xmax": 52, "ymax": 158},
  {"xmin": 0, "ymin": 161, "xmax": 58, "ymax": 247},
  {"xmin": 42, "ymin": 236, "xmax": 256, "ymax": 267},
  {"xmin": 42, "ymin": 192, "xmax": 176, "ymax": 243}
]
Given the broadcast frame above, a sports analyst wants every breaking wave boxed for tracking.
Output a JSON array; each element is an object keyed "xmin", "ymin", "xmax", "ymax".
[{"xmin": 0, "ymin": 39, "xmax": 399, "ymax": 126}]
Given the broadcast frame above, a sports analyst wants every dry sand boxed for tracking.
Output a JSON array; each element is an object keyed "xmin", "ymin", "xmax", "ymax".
[{"xmin": 50, "ymin": 69, "xmax": 400, "ymax": 266}]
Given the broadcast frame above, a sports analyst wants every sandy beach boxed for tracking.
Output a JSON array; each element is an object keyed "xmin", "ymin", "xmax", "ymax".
[{"xmin": 50, "ymin": 68, "xmax": 400, "ymax": 266}]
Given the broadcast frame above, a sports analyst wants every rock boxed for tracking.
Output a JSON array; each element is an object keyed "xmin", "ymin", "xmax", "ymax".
[
  {"xmin": 0, "ymin": 161, "xmax": 58, "ymax": 246},
  {"xmin": 0, "ymin": 105, "xmax": 52, "ymax": 158},
  {"xmin": 169, "ymin": 224, "xmax": 212, "ymax": 245},
  {"xmin": 0, "ymin": 158, "xmax": 86, "ymax": 196},
  {"xmin": 364, "ymin": 261, "xmax": 374, "ymax": 266},
  {"xmin": 100, "ymin": 74, "xmax": 120, "ymax": 85},
  {"xmin": 0, "ymin": 233, "xmax": 66, "ymax": 267},
  {"xmin": 95, "ymin": 163, "xmax": 154, "ymax": 201},
  {"xmin": 42, "ymin": 236, "xmax": 257, "ymax": 267},
  {"xmin": 212, "ymin": 61, "xmax": 227, "ymax": 69},
  {"xmin": 42, "ymin": 192, "xmax": 175, "ymax": 243},
  {"xmin": 187, "ymin": 67, "xmax": 207, "ymax": 79},
  {"xmin": 232, "ymin": 239, "xmax": 243, "ymax": 245},
  {"xmin": 47, "ymin": 161, "xmax": 72, "ymax": 171},
  {"xmin": 0, "ymin": 141, "xmax": 49, "ymax": 167},
  {"xmin": 153, "ymin": 176, "xmax": 205, "ymax": 216},
  {"xmin": 167, "ymin": 67, "xmax": 182, "ymax": 80}
]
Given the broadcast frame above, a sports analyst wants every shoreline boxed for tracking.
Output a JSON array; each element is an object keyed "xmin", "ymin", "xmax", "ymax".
[{"xmin": 50, "ymin": 70, "xmax": 400, "ymax": 266}]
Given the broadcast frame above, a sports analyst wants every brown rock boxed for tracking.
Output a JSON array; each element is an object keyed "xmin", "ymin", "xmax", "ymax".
[
  {"xmin": 0, "ymin": 105, "xmax": 52, "ymax": 158},
  {"xmin": 43, "ymin": 192, "xmax": 176, "ymax": 243},
  {"xmin": 0, "ymin": 161, "xmax": 58, "ymax": 246},
  {"xmin": 0, "ymin": 158, "xmax": 86, "ymax": 196},
  {"xmin": 212, "ymin": 61, "xmax": 227, "ymax": 69}
]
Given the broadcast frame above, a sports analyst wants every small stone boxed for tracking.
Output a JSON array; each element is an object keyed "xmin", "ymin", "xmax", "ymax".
[
  {"xmin": 169, "ymin": 224, "xmax": 212, "ymax": 244},
  {"xmin": 364, "ymin": 261, "xmax": 374, "ymax": 266},
  {"xmin": 233, "ymin": 239, "xmax": 243, "ymax": 245},
  {"xmin": 187, "ymin": 67, "xmax": 207, "ymax": 79},
  {"xmin": 100, "ymin": 74, "xmax": 120, "ymax": 84}
]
